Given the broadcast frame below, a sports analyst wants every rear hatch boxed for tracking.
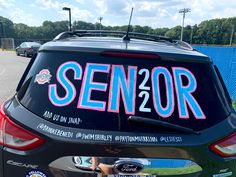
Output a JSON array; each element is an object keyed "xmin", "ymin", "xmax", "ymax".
[{"xmin": 5, "ymin": 49, "xmax": 234, "ymax": 177}]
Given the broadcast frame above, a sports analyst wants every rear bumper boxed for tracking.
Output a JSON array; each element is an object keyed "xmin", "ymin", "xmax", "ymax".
[
  {"xmin": 2, "ymin": 142, "xmax": 236, "ymax": 177},
  {"xmin": 27, "ymin": 50, "xmax": 37, "ymax": 56},
  {"xmin": 2, "ymin": 97, "xmax": 236, "ymax": 177}
]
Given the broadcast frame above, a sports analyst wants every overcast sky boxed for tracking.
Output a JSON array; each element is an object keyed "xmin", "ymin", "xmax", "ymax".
[{"xmin": 0, "ymin": 0, "xmax": 236, "ymax": 28}]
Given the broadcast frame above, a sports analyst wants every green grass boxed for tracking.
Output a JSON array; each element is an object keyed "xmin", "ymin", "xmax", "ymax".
[
  {"xmin": 0, "ymin": 49, "xmax": 15, "ymax": 52},
  {"xmin": 233, "ymin": 100, "xmax": 236, "ymax": 111},
  {"xmin": 142, "ymin": 165, "xmax": 202, "ymax": 175}
]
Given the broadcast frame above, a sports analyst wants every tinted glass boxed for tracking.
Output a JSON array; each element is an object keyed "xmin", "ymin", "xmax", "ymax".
[
  {"xmin": 25, "ymin": 42, "xmax": 40, "ymax": 47},
  {"xmin": 18, "ymin": 51, "xmax": 229, "ymax": 132},
  {"xmin": 20, "ymin": 43, "xmax": 25, "ymax": 47}
]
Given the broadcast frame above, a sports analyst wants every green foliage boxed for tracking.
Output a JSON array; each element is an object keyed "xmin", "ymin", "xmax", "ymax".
[
  {"xmin": 0, "ymin": 16, "xmax": 235, "ymax": 45},
  {"xmin": 0, "ymin": 16, "xmax": 15, "ymax": 38},
  {"xmin": 73, "ymin": 21, "xmax": 96, "ymax": 30},
  {"xmin": 233, "ymin": 100, "xmax": 236, "ymax": 111},
  {"xmin": 165, "ymin": 25, "xmax": 181, "ymax": 39}
]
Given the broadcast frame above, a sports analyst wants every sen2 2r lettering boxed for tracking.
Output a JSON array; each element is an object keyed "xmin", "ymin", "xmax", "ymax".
[
  {"xmin": 48, "ymin": 61, "xmax": 206, "ymax": 119},
  {"xmin": 138, "ymin": 68, "xmax": 151, "ymax": 113}
]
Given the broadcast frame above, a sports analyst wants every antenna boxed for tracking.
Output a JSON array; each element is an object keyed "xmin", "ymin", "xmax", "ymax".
[{"xmin": 123, "ymin": 7, "xmax": 134, "ymax": 41}]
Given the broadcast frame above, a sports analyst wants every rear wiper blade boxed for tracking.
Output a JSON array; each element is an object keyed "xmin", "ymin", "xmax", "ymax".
[{"xmin": 128, "ymin": 116, "xmax": 200, "ymax": 135}]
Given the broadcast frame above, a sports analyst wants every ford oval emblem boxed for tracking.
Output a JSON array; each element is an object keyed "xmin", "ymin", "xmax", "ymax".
[{"xmin": 114, "ymin": 160, "xmax": 144, "ymax": 174}]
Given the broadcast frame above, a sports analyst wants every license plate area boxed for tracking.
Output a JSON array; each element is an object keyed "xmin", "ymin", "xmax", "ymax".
[{"xmin": 49, "ymin": 156, "xmax": 202, "ymax": 176}]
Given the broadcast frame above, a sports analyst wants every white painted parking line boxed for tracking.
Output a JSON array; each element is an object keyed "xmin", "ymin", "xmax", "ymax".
[{"xmin": 0, "ymin": 68, "xmax": 6, "ymax": 76}]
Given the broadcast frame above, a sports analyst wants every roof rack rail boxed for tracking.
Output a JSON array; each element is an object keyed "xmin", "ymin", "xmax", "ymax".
[
  {"xmin": 53, "ymin": 30, "xmax": 173, "ymax": 43},
  {"xmin": 53, "ymin": 30, "xmax": 194, "ymax": 51}
]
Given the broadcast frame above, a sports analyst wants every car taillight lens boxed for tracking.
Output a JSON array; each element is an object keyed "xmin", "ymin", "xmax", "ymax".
[
  {"xmin": 209, "ymin": 132, "xmax": 236, "ymax": 157},
  {"xmin": 0, "ymin": 104, "xmax": 45, "ymax": 150}
]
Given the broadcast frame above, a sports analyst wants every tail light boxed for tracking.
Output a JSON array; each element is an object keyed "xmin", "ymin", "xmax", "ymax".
[
  {"xmin": 0, "ymin": 104, "xmax": 45, "ymax": 150},
  {"xmin": 209, "ymin": 132, "xmax": 236, "ymax": 157}
]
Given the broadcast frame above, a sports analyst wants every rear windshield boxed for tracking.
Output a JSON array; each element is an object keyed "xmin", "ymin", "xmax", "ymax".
[
  {"xmin": 17, "ymin": 51, "xmax": 230, "ymax": 132},
  {"xmin": 26, "ymin": 42, "xmax": 40, "ymax": 47}
]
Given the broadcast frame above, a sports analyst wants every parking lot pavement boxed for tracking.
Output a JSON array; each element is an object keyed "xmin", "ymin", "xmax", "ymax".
[{"xmin": 0, "ymin": 51, "xmax": 30, "ymax": 103}]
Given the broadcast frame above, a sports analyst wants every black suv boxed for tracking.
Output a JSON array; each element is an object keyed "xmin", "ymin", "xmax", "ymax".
[{"xmin": 0, "ymin": 31, "xmax": 236, "ymax": 177}]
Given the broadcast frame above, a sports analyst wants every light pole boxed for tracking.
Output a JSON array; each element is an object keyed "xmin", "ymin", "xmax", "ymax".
[
  {"xmin": 63, "ymin": 7, "xmax": 72, "ymax": 31},
  {"xmin": 230, "ymin": 25, "xmax": 235, "ymax": 46},
  {"xmin": 0, "ymin": 22, "xmax": 4, "ymax": 38},
  {"xmin": 190, "ymin": 25, "xmax": 193, "ymax": 44},
  {"xmin": 98, "ymin": 17, "xmax": 103, "ymax": 31},
  {"xmin": 179, "ymin": 8, "xmax": 191, "ymax": 41},
  {"xmin": 0, "ymin": 22, "xmax": 5, "ymax": 50}
]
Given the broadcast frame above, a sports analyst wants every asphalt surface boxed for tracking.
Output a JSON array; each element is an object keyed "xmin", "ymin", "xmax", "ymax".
[{"xmin": 0, "ymin": 51, "xmax": 30, "ymax": 103}]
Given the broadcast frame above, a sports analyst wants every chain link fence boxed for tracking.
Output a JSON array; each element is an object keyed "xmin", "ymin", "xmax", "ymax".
[
  {"xmin": 0, "ymin": 38, "xmax": 15, "ymax": 50},
  {"xmin": 194, "ymin": 46, "xmax": 236, "ymax": 101},
  {"xmin": 0, "ymin": 38, "xmax": 52, "ymax": 50}
]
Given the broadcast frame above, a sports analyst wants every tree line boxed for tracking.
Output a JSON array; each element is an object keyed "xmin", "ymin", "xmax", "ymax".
[{"xmin": 0, "ymin": 16, "xmax": 235, "ymax": 46}]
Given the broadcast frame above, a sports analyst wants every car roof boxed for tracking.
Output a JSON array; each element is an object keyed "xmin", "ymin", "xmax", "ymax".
[{"xmin": 40, "ymin": 37, "xmax": 210, "ymax": 62}]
